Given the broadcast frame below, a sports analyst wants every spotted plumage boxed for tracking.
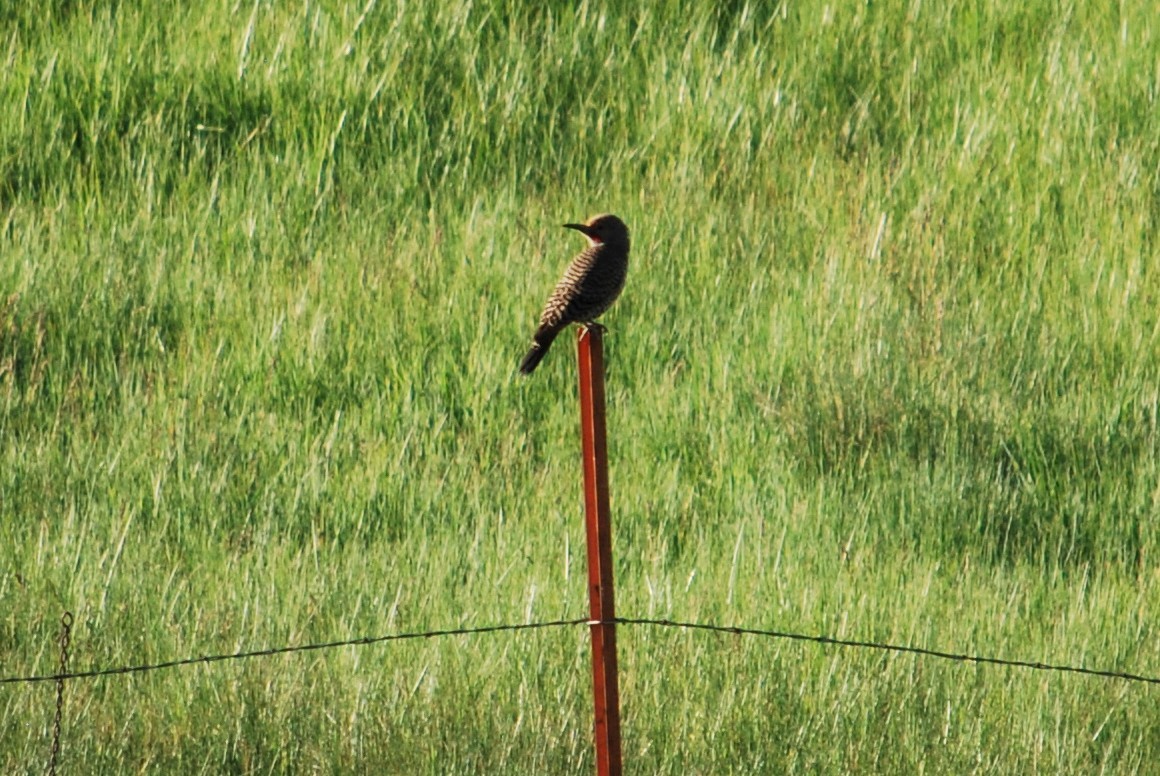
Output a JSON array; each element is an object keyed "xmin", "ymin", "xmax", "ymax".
[{"xmin": 519, "ymin": 214, "xmax": 630, "ymax": 375}]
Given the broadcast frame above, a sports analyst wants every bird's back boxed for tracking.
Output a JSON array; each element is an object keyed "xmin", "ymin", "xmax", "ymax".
[{"xmin": 539, "ymin": 243, "xmax": 628, "ymax": 329}]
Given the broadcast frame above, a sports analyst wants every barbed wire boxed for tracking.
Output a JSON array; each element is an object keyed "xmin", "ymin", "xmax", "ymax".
[
  {"xmin": 617, "ymin": 618, "xmax": 1160, "ymax": 686},
  {"xmin": 2, "ymin": 615, "xmax": 1157, "ymax": 687},
  {"xmin": 0, "ymin": 618, "xmax": 589, "ymax": 685}
]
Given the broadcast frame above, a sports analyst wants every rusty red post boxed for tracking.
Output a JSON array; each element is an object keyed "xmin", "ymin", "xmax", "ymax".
[{"xmin": 576, "ymin": 325, "xmax": 623, "ymax": 776}]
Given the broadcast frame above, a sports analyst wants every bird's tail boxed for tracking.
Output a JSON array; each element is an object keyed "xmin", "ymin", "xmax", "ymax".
[{"xmin": 519, "ymin": 327, "xmax": 560, "ymax": 375}]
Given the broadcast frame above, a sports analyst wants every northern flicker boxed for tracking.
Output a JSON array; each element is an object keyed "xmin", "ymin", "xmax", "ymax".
[{"xmin": 519, "ymin": 213, "xmax": 630, "ymax": 375}]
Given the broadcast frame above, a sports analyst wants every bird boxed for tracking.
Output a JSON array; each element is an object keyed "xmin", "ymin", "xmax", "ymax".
[{"xmin": 519, "ymin": 213, "xmax": 630, "ymax": 375}]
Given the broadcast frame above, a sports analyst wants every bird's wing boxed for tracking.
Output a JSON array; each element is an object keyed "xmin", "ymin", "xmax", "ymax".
[{"xmin": 537, "ymin": 247, "xmax": 599, "ymax": 328}]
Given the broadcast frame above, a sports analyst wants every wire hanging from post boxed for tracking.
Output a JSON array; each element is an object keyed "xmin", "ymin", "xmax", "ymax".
[{"xmin": 48, "ymin": 611, "xmax": 72, "ymax": 776}]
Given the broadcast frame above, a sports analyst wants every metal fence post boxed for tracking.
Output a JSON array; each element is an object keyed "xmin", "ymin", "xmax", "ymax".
[{"xmin": 576, "ymin": 325, "xmax": 623, "ymax": 776}]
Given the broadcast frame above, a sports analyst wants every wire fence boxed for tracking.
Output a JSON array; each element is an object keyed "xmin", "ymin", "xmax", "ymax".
[
  {"xmin": 2, "ymin": 616, "xmax": 590, "ymax": 685},
  {"xmin": 6, "ymin": 608, "xmax": 1159, "ymax": 772},
  {"xmin": 5, "ymin": 614, "xmax": 1159, "ymax": 688}
]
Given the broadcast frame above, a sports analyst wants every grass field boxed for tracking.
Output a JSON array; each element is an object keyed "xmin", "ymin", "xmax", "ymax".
[{"xmin": 3, "ymin": 0, "xmax": 1160, "ymax": 772}]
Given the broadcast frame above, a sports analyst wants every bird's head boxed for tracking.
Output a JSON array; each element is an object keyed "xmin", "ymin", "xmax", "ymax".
[{"xmin": 563, "ymin": 213, "xmax": 630, "ymax": 250}]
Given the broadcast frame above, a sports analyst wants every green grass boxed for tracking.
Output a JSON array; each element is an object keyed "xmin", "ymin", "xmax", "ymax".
[{"xmin": 3, "ymin": 0, "xmax": 1160, "ymax": 772}]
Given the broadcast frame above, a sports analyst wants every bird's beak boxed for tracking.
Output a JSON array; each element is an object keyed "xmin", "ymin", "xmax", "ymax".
[{"xmin": 563, "ymin": 222, "xmax": 596, "ymax": 238}]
